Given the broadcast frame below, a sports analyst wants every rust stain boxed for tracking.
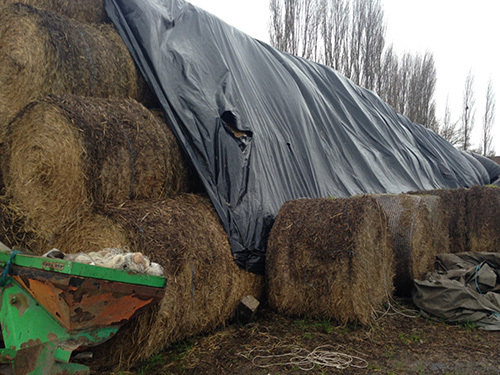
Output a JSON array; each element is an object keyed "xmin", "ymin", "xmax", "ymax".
[
  {"xmin": 14, "ymin": 276, "xmax": 70, "ymax": 329},
  {"xmin": 12, "ymin": 344, "xmax": 45, "ymax": 374},
  {"xmin": 20, "ymin": 338, "xmax": 42, "ymax": 350},
  {"xmin": 2, "ymin": 354, "xmax": 14, "ymax": 361},
  {"xmin": 101, "ymin": 295, "xmax": 153, "ymax": 323},
  {"xmin": 69, "ymin": 292, "xmax": 152, "ymax": 329},
  {"xmin": 9, "ymin": 268, "xmax": 164, "ymax": 332},
  {"xmin": 47, "ymin": 332, "xmax": 58, "ymax": 342}
]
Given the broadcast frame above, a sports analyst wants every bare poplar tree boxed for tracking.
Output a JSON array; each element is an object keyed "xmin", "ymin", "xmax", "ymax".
[
  {"xmin": 379, "ymin": 44, "xmax": 399, "ymax": 107},
  {"xmin": 269, "ymin": 0, "xmax": 321, "ymax": 61},
  {"xmin": 345, "ymin": 0, "xmax": 385, "ymax": 90},
  {"xmin": 461, "ymin": 71, "xmax": 476, "ymax": 151},
  {"xmin": 379, "ymin": 45, "xmax": 395, "ymax": 97},
  {"xmin": 406, "ymin": 52, "xmax": 437, "ymax": 130},
  {"xmin": 319, "ymin": 0, "xmax": 350, "ymax": 70},
  {"xmin": 439, "ymin": 96, "xmax": 461, "ymax": 146},
  {"xmin": 481, "ymin": 78, "xmax": 496, "ymax": 156},
  {"xmin": 393, "ymin": 52, "xmax": 413, "ymax": 115},
  {"xmin": 360, "ymin": 0, "xmax": 385, "ymax": 91}
]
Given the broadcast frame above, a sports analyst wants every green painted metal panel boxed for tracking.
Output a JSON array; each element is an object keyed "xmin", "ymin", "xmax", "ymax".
[{"xmin": 0, "ymin": 250, "xmax": 166, "ymax": 288}]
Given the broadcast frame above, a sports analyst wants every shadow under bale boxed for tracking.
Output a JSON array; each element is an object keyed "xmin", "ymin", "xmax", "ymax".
[
  {"xmin": 373, "ymin": 194, "xmax": 445, "ymax": 296},
  {"xmin": 2, "ymin": 95, "xmax": 193, "ymax": 237},
  {"xmin": 409, "ymin": 188, "xmax": 468, "ymax": 253},
  {"xmin": 0, "ymin": 3, "xmax": 153, "ymax": 140},
  {"xmin": 466, "ymin": 185, "xmax": 500, "ymax": 253},
  {"xmin": 266, "ymin": 195, "xmax": 394, "ymax": 326},
  {"xmin": 90, "ymin": 194, "xmax": 263, "ymax": 370},
  {"xmin": 0, "ymin": 0, "xmax": 108, "ymax": 23}
]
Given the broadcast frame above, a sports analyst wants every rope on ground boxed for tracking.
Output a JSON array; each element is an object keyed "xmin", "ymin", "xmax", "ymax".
[
  {"xmin": 374, "ymin": 294, "xmax": 421, "ymax": 320},
  {"xmin": 239, "ymin": 344, "xmax": 368, "ymax": 371}
]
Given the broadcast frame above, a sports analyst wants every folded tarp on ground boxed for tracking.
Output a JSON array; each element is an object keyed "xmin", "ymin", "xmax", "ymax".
[
  {"xmin": 105, "ymin": 0, "xmax": 497, "ymax": 273},
  {"xmin": 413, "ymin": 253, "xmax": 500, "ymax": 330}
]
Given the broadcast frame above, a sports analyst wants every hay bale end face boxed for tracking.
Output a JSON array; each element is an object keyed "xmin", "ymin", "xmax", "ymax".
[
  {"xmin": 91, "ymin": 194, "xmax": 263, "ymax": 369},
  {"xmin": 466, "ymin": 185, "xmax": 500, "ymax": 253},
  {"xmin": 2, "ymin": 95, "xmax": 193, "ymax": 236},
  {"xmin": 0, "ymin": 0, "xmax": 108, "ymax": 23},
  {"xmin": 0, "ymin": 3, "xmax": 152, "ymax": 140},
  {"xmin": 409, "ymin": 188, "xmax": 468, "ymax": 253},
  {"xmin": 374, "ymin": 194, "xmax": 443, "ymax": 296},
  {"xmin": 266, "ymin": 195, "xmax": 394, "ymax": 326}
]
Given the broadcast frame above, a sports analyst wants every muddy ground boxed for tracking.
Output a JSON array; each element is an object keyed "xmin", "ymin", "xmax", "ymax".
[{"xmin": 100, "ymin": 298, "xmax": 500, "ymax": 375}]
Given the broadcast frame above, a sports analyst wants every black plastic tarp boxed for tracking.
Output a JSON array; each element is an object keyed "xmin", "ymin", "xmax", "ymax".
[{"xmin": 105, "ymin": 0, "xmax": 497, "ymax": 274}]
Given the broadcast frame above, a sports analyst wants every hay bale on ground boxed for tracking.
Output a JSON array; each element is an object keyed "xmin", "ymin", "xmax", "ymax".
[
  {"xmin": 466, "ymin": 185, "xmax": 500, "ymax": 253},
  {"xmin": 0, "ymin": 0, "xmax": 108, "ymax": 23},
  {"xmin": 266, "ymin": 195, "xmax": 394, "ymax": 326},
  {"xmin": 90, "ymin": 194, "xmax": 263, "ymax": 369},
  {"xmin": 373, "ymin": 194, "xmax": 443, "ymax": 296},
  {"xmin": 409, "ymin": 188, "xmax": 468, "ymax": 253},
  {"xmin": 2, "ymin": 95, "xmax": 193, "ymax": 237},
  {"xmin": 0, "ymin": 3, "xmax": 153, "ymax": 140}
]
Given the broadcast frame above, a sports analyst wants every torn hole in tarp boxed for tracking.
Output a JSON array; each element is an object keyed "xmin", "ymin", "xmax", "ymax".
[
  {"xmin": 221, "ymin": 111, "xmax": 253, "ymax": 139},
  {"xmin": 220, "ymin": 111, "xmax": 253, "ymax": 152}
]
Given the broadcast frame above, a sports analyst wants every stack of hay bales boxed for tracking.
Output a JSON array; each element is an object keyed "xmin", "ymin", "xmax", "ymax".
[
  {"xmin": 1, "ymin": 95, "xmax": 192, "ymax": 242},
  {"xmin": 373, "ymin": 194, "xmax": 449, "ymax": 296},
  {"xmin": 409, "ymin": 188, "xmax": 468, "ymax": 253},
  {"xmin": 266, "ymin": 196, "xmax": 395, "ymax": 325},
  {"xmin": 0, "ymin": 3, "xmax": 154, "ymax": 141},
  {"xmin": 466, "ymin": 185, "xmax": 500, "ymax": 253},
  {"xmin": 0, "ymin": 2, "xmax": 263, "ymax": 370}
]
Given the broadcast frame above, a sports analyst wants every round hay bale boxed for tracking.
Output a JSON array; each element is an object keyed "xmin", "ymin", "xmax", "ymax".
[
  {"xmin": 409, "ymin": 188, "xmax": 468, "ymax": 253},
  {"xmin": 2, "ymin": 95, "xmax": 193, "ymax": 237},
  {"xmin": 90, "ymin": 194, "xmax": 263, "ymax": 369},
  {"xmin": 266, "ymin": 195, "xmax": 394, "ymax": 326},
  {"xmin": 373, "ymin": 194, "xmax": 439, "ymax": 296},
  {"xmin": 466, "ymin": 185, "xmax": 500, "ymax": 253},
  {"xmin": 0, "ymin": 3, "xmax": 153, "ymax": 140},
  {"xmin": 0, "ymin": 0, "xmax": 108, "ymax": 23}
]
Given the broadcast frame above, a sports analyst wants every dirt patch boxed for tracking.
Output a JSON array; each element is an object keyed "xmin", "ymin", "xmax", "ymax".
[{"xmin": 97, "ymin": 298, "xmax": 500, "ymax": 375}]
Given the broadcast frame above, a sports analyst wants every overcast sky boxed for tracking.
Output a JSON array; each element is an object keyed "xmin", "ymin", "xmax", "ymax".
[{"xmin": 187, "ymin": 0, "xmax": 500, "ymax": 154}]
